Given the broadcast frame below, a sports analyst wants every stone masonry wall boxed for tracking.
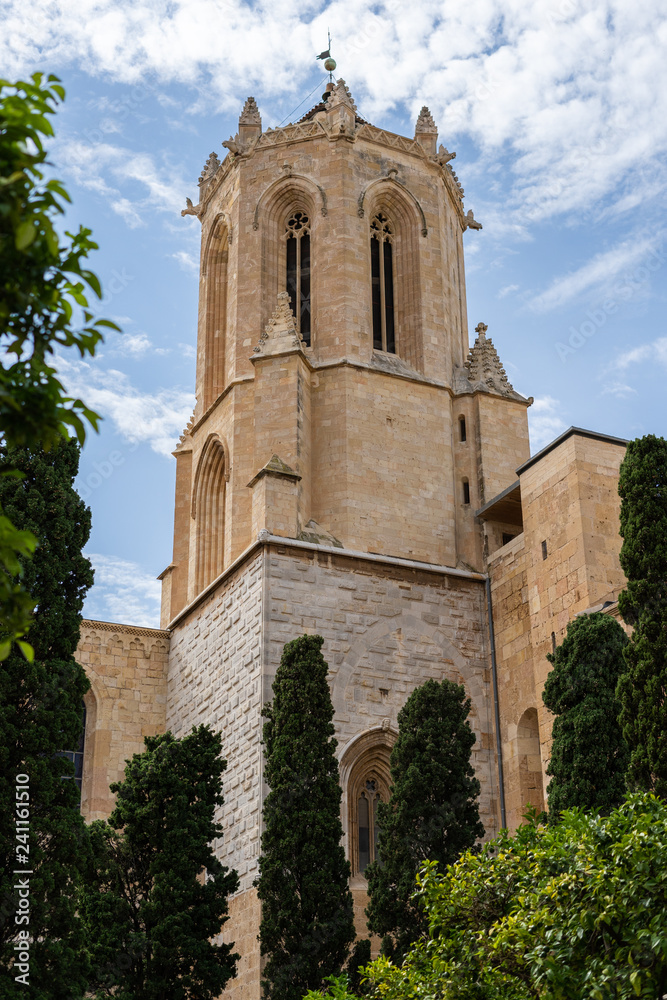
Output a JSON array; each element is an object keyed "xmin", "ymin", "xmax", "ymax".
[
  {"xmin": 166, "ymin": 548, "xmax": 264, "ymax": 1000},
  {"xmin": 76, "ymin": 620, "xmax": 170, "ymax": 823},
  {"xmin": 262, "ymin": 541, "xmax": 500, "ymax": 831}
]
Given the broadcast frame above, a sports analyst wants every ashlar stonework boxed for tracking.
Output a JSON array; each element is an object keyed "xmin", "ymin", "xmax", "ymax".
[{"xmin": 76, "ymin": 77, "xmax": 630, "ymax": 999}]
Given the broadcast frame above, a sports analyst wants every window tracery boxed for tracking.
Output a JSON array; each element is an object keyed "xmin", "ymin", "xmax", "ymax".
[
  {"xmin": 285, "ymin": 210, "xmax": 311, "ymax": 345},
  {"xmin": 370, "ymin": 212, "xmax": 395, "ymax": 353},
  {"xmin": 358, "ymin": 778, "xmax": 382, "ymax": 873}
]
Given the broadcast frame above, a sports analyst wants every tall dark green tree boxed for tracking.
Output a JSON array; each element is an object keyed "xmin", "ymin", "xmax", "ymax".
[
  {"xmin": 256, "ymin": 634, "xmax": 355, "ymax": 1000},
  {"xmin": 1, "ymin": 74, "xmax": 116, "ymax": 654},
  {"xmin": 365, "ymin": 678, "xmax": 484, "ymax": 963},
  {"xmin": 542, "ymin": 612, "xmax": 629, "ymax": 820},
  {"xmin": 0, "ymin": 439, "xmax": 93, "ymax": 997},
  {"xmin": 79, "ymin": 725, "xmax": 239, "ymax": 1000},
  {"xmin": 616, "ymin": 434, "xmax": 667, "ymax": 797}
]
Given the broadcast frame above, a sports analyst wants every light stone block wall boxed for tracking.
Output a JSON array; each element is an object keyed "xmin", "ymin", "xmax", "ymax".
[
  {"xmin": 488, "ymin": 431, "xmax": 627, "ymax": 829},
  {"xmin": 76, "ymin": 620, "xmax": 170, "ymax": 822},
  {"xmin": 261, "ymin": 542, "xmax": 501, "ymax": 839},
  {"xmin": 167, "ymin": 549, "xmax": 264, "ymax": 1000}
]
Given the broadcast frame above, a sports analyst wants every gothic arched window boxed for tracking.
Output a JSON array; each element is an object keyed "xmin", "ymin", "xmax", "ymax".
[
  {"xmin": 193, "ymin": 436, "xmax": 227, "ymax": 593},
  {"xmin": 200, "ymin": 217, "xmax": 229, "ymax": 411},
  {"xmin": 370, "ymin": 212, "xmax": 395, "ymax": 354},
  {"xmin": 285, "ymin": 211, "xmax": 311, "ymax": 345},
  {"xmin": 60, "ymin": 702, "xmax": 86, "ymax": 798},
  {"xmin": 358, "ymin": 778, "xmax": 382, "ymax": 873}
]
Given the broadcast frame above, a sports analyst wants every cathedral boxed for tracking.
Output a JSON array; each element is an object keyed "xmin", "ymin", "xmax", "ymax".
[{"xmin": 73, "ymin": 77, "xmax": 629, "ymax": 998}]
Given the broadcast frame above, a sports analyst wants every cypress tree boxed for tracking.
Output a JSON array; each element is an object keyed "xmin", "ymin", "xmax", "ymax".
[
  {"xmin": 0, "ymin": 439, "xmax": 93, "ymax": 997},
  {"xmin": 256, "ymin": 634, "xmax": 355, "ymax": 1000},
  {"xmin": 616, "ymin": 434, "xmax": 667, "ymax": 796},
  {"xmin": 365, "ymin": 678, "xmax": 484, "ymax": 963},
  {"xmin": 542, "ymin": 612, "xmax": 629, "ymax": 819},
  {"xmin": 79, "ymin": 725, "xmax": 239, "ymax": 1000}
]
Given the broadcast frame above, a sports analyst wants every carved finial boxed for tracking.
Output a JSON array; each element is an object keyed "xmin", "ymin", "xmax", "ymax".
[
  {"xmin": 415, "ymin": 106, "xmax": 437, "ymax": 133},
  {"xmin": 414, "ymin": 106, "xmax": 437, "ymax": 153},
  {"xmin": 198, "ymin": 151, "xmax": 220, "ymax": 186},
  {"xmin": 239, "ymin": 96, "xmax": 261, "ymax": 125},
  {"xmin": 465, "ymin": 324, "xmax": 522, "ymax": 398},
  {"xmin": 465, "ymin": 208, "xmax": 482, "ymax": 231},
  {"xmin": 252, "ymin": 291, "xmax": 304, "ymax": 357},
  {"xmin": 329, "ymin": 78, "xmax": 357, "ymax": 112}
]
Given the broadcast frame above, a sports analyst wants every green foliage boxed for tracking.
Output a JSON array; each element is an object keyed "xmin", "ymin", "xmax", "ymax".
[
  {"xmin": 0, "ymin": 439, "xmax": 93, "ymax": 997},
  {"xmin": 256, "ymin": 634, "xmax": 356, "ymax": 1000},
  {"xmin": 542, "ymin": 612, "xmax": 629, "ymax": 819},
  {"xmin": 616, "ymin": 435, "xmax": 667, "ymax": 797},
  {"xmin": 0, "ymin": 72, "xmax": 117, "ymax": 654},
  {"xmin": 365, "ymin": 678, "xmax": 484, "ymax": 963},
  {"xmin": 346, "ymin": 938, "xmax": 371, "ymax": 996},
  {"xmin": 303, "ymin": 973, "xmax": 359, "ymax": 999},
  {"xmin": 365, "ymin": 793, "xmax": 667, "ymax": 1000},
  {"xmin": 79, "ymin": 726, "xmax": 240, "ymax": 1000}
]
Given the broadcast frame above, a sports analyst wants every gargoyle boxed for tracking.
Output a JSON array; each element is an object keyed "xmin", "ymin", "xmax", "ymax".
[
  {"xmin": 435, "ymin": 145, "xmax": 457, "ymax": 165},
  {"xmin": 222, "ymin": 137, "xmax": 243, "ymax": 155},
  {"xmin": 181, "ymin": 197, "xmax": 203, "ymax": 219},
  {"xmin": 465, "ymin": 209, "xmax": 482, "ymax": 231}
]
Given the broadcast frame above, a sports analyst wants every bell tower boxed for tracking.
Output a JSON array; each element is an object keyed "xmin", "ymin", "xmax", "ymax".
[{"xmin": 160, "ymin": 76, "xmax": 532, "ymax": 998}]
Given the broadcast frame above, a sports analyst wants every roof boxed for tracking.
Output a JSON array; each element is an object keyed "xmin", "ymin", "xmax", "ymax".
[
  {"xmin": 476, "ymin": 480, "xmax": 523, "ymax": 526},
  {"xmin": 297, "ymin": 98, "xmax": 368, "ymax": 125},
  {"xmin": 516, "ymin": 426, "xmax": 628, "ymax": 475}
]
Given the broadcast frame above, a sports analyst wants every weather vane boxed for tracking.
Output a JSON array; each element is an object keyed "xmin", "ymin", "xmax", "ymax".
[{"xmin": 316, "ymin": 29, "xmax": 337, "ymax": 81}]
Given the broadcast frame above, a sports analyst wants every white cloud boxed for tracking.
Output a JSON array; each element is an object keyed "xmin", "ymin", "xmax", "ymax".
[
  {"xmin": 53, "ymin": 139, "xmax": 188, "ymax": 227},
  {"xmin": 527, "ymin": 236, "xmax": 665, "ymax": 313},
  {"xmin": 600, "ymin": 381, "xmax": 638, "ymax": 398},
  {"xmin": 528, "ymin": 396, "xmax": 568, "ymax": 453},
  {"xmin": 57, "ymin": 355, "xmax": 194, "ymax": 456},
  {"xmin": 498, "ymin": 283, "xmax": 519, "ymax": 298},
  {"xmin": 608, "ymin": 336, "xmax": 667, "ymax": 372},
  {"xmin": 170, "ymin": 250, "xmax": 198, "ymax": 273},
  {"xmin": 111, "ymin": 333, "xmax": 153, "ymax": 357},
  {"xmin": 83, "ymin": 553, "xmax": 161, "ymax": 628},
  {"xmin": 3, "ymin": 0, "xmax": 667, "ymax": 230}
]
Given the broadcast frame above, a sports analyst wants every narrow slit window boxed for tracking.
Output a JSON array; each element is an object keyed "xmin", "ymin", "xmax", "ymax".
[
  {"xmin": 551, "ymin": 631, "xmax": 557, "ymax": 653},
  {"xmin": 285, "ymin": 211, "xmax": 311, "ymax": 346},
  {"xmin": 370, "ymin": 213, "xmax": 396, "ymax": 354},
  {"xmin": 459, "ymin": 416, "xmax": 467, "ymax": 442},
  {"xmin": 542, "ymin": 540, "xmax": 548, "ymax": 560},
  {"xmin": 463, "ymin": 479, "xmax": 470, "ymax": 505}
]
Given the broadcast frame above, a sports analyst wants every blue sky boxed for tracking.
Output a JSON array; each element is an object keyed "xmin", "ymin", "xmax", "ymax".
[{"xmin": 3, "ymin": 0, "xmax": 665, "ymax": 627}]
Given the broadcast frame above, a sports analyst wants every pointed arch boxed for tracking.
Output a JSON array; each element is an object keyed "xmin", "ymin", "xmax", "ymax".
[
  {"xmin": 254, "ymin": 175, "xmax": 323, "ymax": 344},
  {"xmin": 363, "ymin": 179, "xmax": 424, "ymax": 372},
  {"xmin": 193, "ymin": 434, "xmax": 228, "ymax": 593},
  {"xmin": 506, "ymin": 707, "xmax": 545, "ymax": 828},
  {"xmin": 339, "ymin": 726, "xmax": 396, "ymax": 876},
  {"xmin": 199, "ymin": 214, "xmax": 229, "ymax": 410}
]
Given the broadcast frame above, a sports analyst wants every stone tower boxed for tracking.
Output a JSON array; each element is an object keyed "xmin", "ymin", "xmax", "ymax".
[{"xmin": 158, "ymin": 80, "xmax": 533, "ymax": 997}]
